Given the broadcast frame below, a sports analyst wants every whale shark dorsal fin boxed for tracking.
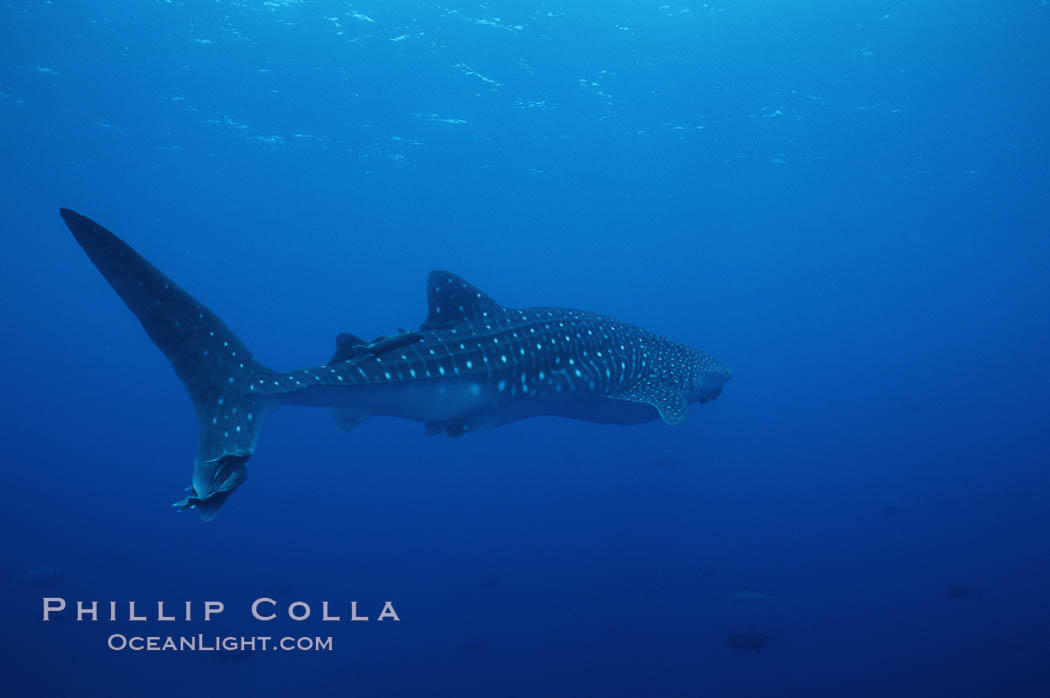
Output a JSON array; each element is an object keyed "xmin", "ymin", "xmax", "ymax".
[
  {"xmin": 421, "ymin": 271, "xmax": 503, "ymax": 331},
  {"xmin": 610, "ymin": 379, "xmax": 689, "ymax": 425}
]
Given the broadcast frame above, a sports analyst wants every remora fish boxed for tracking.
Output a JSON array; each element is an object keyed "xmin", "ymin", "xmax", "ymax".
[{"xmin": 61, "ymin": 209, "xmax": 731, "ymax": 520}]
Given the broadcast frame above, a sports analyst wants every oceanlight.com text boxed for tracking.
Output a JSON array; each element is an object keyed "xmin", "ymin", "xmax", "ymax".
[{"xmin": 106, "ymin": 634, "xmax": 333, "ymax": 652}]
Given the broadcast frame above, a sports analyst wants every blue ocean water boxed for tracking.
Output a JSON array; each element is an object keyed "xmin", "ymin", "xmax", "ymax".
[{"xmin": 1, "ymin": 1, "xmax": 1048, "ymax": 696}]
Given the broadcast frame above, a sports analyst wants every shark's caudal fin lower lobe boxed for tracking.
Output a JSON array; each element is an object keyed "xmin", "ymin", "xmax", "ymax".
[{"xmin": 60, "ymin": 209, "xmax": 276, "ymax": 520}]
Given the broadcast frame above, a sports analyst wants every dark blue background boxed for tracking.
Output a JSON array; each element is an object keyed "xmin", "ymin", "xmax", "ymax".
[{"xmin": 1, "ymin": 2, "xmax": 1047, "ymax": 696}]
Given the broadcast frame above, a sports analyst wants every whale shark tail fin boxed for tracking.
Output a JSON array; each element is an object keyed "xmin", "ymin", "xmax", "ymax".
[{"xmin": 60, "ymin": 208, "xmax": 278, "ymax": 520}]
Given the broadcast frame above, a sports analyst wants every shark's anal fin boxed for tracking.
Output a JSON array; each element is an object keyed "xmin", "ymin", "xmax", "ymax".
[
  {"xmin": 420, "ymin": 270, "xmax": 504, "ymax": 331},
  {"xmin": 329, "ymin": 407, "xmax": 370, "ymax": 432},
  {"xmin": 423, "ymin": 421, "xmax": 470, "ymax": 438},
  {"xmin": 610, "ymin": 379, "xmax": 689, "ymax": 425}
]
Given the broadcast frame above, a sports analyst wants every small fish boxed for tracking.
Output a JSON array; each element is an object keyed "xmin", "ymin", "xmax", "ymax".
[
  {"xmin": 718, "ymin": 590, "xmax": 782, "ymax": 608},
  {"xmin": 725, "ymin": 628, "xmax": 779, "ymax": 652},
  {"xmin": 17, "ymin": 566, "xmax": 65, "ymax": 589},
  {"xmin": 945, "ymin": 585, "xmax": 982, "ymax": 599}
]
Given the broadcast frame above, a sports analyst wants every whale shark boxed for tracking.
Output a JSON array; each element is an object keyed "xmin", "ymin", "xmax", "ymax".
[{"xmin": 61, "ymin": 209, "xmax": 731, "ymax": 520}]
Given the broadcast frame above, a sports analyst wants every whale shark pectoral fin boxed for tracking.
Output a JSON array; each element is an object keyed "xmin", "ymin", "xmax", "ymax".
[{"xmin": 610, "ymin": 380, "xmax": 689, "ymax": 425}]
